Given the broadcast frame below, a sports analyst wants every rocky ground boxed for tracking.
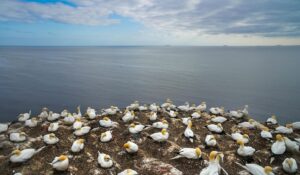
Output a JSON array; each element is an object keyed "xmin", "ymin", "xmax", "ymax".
[{"xmin": 0, "ymin": 109, "xmax": 299, "ymax": 175}]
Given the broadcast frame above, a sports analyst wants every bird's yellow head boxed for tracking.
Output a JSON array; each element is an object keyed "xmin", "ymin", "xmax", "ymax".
[
  {"xmin": 262, "ymin": 127, "xmax": 269, "ymax": 131},
  {"xmin": 188, "ymin": 121, "xmax": 192, "ymax": 128},
  {"xmin": 12, "ymin": 149, "xmax": 21, "ymax": 155},
  {"xmin": 49, "ymin": 133, "xmax": 55, "ymax": 138},
  {"xmin": 58, "ymin": 155, "xmax": 67, "ymax": 161},
  {"xmin": 76, "ymin": 118, "xmax": 81, "ymax": 121},
  {"xmin": 123, "ymin": 143, "xmax": 130, "ymax": 149},
  {"xmin": 264, "ymin": 166, "xmax": 273, "ymax": 174},
  {"xmin": 104, "ymin": 155, "xmax": 111, "ymax": 161},
  {"xmin": 162, "ymin": 120, "xmax": 168, "ymax": 124},
  {"xmin": 195, "ymin": 147, "xmax": 201, "ymax": 157},
  {"xmin": 276, "ymin": 134, "xmax": 283, "ymax": 141},
  {"xmin": 161, "ymin": 129, "xmax": 167, "ymax": 135},
  {"xmin": 32, "ymin": 117, "xmax": 37, "ymax": 121},
  {"xmin": 131, "ymin": 111, "xmax": 135, "ymax": 116},
  {"xmin": 242, "ymin": 134, "xmax": 249, "ymax": 139},
  {"xmin": 20, "ymin": 132, "xmax": 26, "ymax": 136},
  {"xmin": 103, "ymin": 117, "xmax": 110, "ymax": 121},
  {"xmin": 271, "ymin": 115, "xmax": 276, "ymax": 119},
  {"xmin": 209, "ymin": 151, "xmax": 223, "ymax": 162},
  {"xmin": 249, "ymin": 119, "xmax": 255, "ymax": 124},
  {"xmin": 129, "ymin": 123, "xmax": 136, "ymax": 128},
  {"xmin": 202, "ymin": 102, "xmax": 206, "ymax": 104},
  {"xmin": 237, "ymin": 139, "xmax": 244, "ymax": 146},
  {"xmin": 286, "ymin": 124, "xmax": 293, "ymax": 128},
  {"xmin": 78, "ymin": 139, "xmax": 84, "ymax": 144},
  {"xmin": 217, "ymin": 123, "xmax": 222, "ymax": 128}
]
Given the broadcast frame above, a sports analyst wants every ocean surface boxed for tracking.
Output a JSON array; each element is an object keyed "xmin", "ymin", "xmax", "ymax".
[{"xmin": 0, "ymin": 46, "xmax": 299, "ymax": 123}]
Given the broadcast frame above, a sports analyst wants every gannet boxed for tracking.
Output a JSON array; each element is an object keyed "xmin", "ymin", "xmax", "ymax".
[
  {"xmin": 229, "ymin": 110, "xmax": 244, "ymax": 119},
  {"xmin": 152, "ymin": 120, "xmax": 168, "ymax": 129},
  {"xmin": 168, "ymin": 110, "xmax": 178, "ymax": 118},
  {"xmin": 0, "ymin": 123, "xmax": 8, "ymax": 133},
  {"xmin": 178, "ymin": 102, "xmax": 190, "ymax": 112},
  {"xmin": 73, "ymin": 106, "xmax": 82, "ymax": 119},
  {"xmin": 148, "ymin": 111, "xmax": 158, "ymax": 121},
  {"xmin": 74, "ymin": 126, "xmax": 91, "ymax": 136},
  {"xmin": 171, "ymin": 147, "xmax": 202, "ymax": 160},
  {"xmin": 48, "ymin": 122, "xmax": 59, "ymax": 132},
  {"xmin": 191, "ymin": 111, "xmax": 201, "ymax": 119},
  {"xmin": 237, "ymin": 163, "xmax": 274, "ymax": 175},
  {"xmin": 282, "ymin": 158, "xmax": 298, "ymax": 174},
  {"xmin": 10, "ymin": 147, "xmax": 45, "ymax": 163},
  {"xmin": 238, "ymin": 119, "xmax": 256, "ymax": 129},
  {"xmin": 71, "ymin": 139, "xmax": 85, "ymax": 152},
  {"xmin": 117, "ymin": 169, "xmax": 138, "ymax": 175},
  {"xmin": 200, "ymin": 151, "xmax": 224, "ymax": 175},
  {"xmin": 100, "ymin": 130, "xmax": 113, "ymax": 143},
  {"xmin": 99, "ymin": 117, "xmax": 118, "ymax": 128},
  {"xmin": 209, "ymin": 107, "xmax": 224, "ymax": 115},
  {"xmin": 126, "ymin": 101, "xmax": 139, "ymax": 110},
  {"xmin": 283, "ymin": 137, "xmax": 299, "ymax": 153},
  {"xmin": 150, "ymin": 128, "xmax": 169, "ymax": 142},
  {"xmin": 122, "ymin": 110, "xmax": 135, "ymax": 122},
  {"xmin": 271, "ymin": 134, "xmax": 286, "ymax": 155},
  {"xmin": 63, "ymin": 113, "xmax": 75, "ymax": 125},
  {"xmin": 207, "ymin": 123, "xmax": 223, "ymax": 133},
  {"xmin": 149, "ymin": 103, "xmax": 159, "ymax": 112},
  {"xmin": 60, "ymin": 109, "xmax": 68, "ymax": 117},
  {"xmin": 182, "ymin": 117, "xmax": 191, "ymax": 125},
  {"xmin": 138, "ymin": 104, "xmax": 148, "ymax": 111},
  {"xmin": 211, "ymin": 116, "xmax": 227, "ymax": 123},
  {"xmin": 38, "ymin": 109, "xmax": 48, "ymax": 119},
  {"xmin": 51, "ymin": 155, "xmax": 69, "ymax": 171},
  {"xmin": 161, "ymin": 99, "xmax": 176, "ymax": 110},
  {"xmin": 103, "ymin": 106, "xmax": 119, "ymax": 115},
  {"xmin": 18, "ymin": 110, "xmax": 31, "ymax": 122},
  {"xmin": 291, "ymin": 122, "xmax": 300, "ymax": 130},
  {"xmin": 129, "ymin": 123, "xmax": 145, "ymax": 134},
  {"xmin": 196, "ymin": 102, "xmax": 206, "ymax": 112},
  {"xmin": 260, "ymin": 127, "xmax": 272, "ymax": 139},
  {"xmin": 275, "ymin": 124, "xmax": 293, "ymax": 134},
  {"xmin": 266, "ymin": 115, "xmax": 277, "ymax": 125},
  {"xmin": 25, "ymin": 118, "xmax": 38, "ymax": 128},
  {"xmin": 242, "ymin": 105, "xmax": 249, "ymax": 116},
  {"xmin": 86, "ymin": 107, "xmax": 96, "ymax": 119},
  {"xmin": 184, "ymin": 120, "xmax": 194, "ymax": 142},
  {"xmin": 98, "ymin": 152, "xmax": 113, "ymax": 168},
  {"xmin": 73, "ymin": 118, "xmax": 83, "ymax": 130},
  {"xmin": 10, "ymin": 132, "xmax": 27, "ymax": 142},
  {"xmin": 123, "ymin": 141, "xmax": 138, "ymax": 153},
  {"xmin": 237, "ymin": 140, "xmax": 255, "ymax": 157},
  {"xmin": 205, "ymin": 134, "xmax": 217, "ymax": 147},
  {"xmin": 43, "ymin": 133, "xmax": 59, "ymax": 145},
  {"xmin": 48, "ymin": 111, "xmax": 60, "ymax": 121},
  {"xmin": 231, "ymin": 133, "xmax": 249, "ymax": 143}
]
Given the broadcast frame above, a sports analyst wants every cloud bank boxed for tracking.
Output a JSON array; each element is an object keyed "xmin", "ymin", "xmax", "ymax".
[{"xmin": 1, "ymin": 0, "xmax": 300, "ymax": 37}]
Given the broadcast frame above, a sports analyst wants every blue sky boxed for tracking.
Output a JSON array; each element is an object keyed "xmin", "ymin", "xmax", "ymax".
[{"xmin": 0, "ymin": 0, "xmax": 300, "ymax": 46}]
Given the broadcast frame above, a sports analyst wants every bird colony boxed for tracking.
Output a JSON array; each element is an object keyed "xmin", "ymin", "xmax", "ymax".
[{"xmin": 0, "ymin": 100, "xmax": 300, "ymax": 175}]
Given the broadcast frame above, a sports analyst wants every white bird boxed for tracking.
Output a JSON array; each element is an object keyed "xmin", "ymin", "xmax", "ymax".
[
  {"xmin": 148, "ymin": 111, "xmax": 158, "ymax": 121},
  {"xmin": 238, "ymin": 119, "xmax": 256, "ymax": 129},
  {"xmin": 48, "ymin": 111, "xmax": 60, "ymax": 121},
  {"xmin": 60, "ymin": 109, "xmax": 68, "ymax": 117},
  {"xmin": 275, "ymin": 124, "xmax": 293, "ymax": 134},
  {"xmin": 10, "ymin": 132, "xmax": 27, "ymax": 142},
  {"xmin": 291, "ymin": 122, "xmax": 300, "ymax": 130},
  {"xmin": 196, "ymin": 102, "xmax": 206, "ymax": 112},
  {"xmin": 205, "ymin": 135, "xmax": 217, "ymax": 147},
  {"xmin": 25, "ymin": 118, "xmax": 38, "ymax": 128},
  {"xmin": 182, "ymin": 117, "xmax": 191, "ymax": 125},
  {"xmin": 51, "ymin": 155, "xmax": 69, "ymax": 171},
  {"xmin": 282, "ymin": 158, "xmax": 298, "ymax": 174},
  {"xmin": 271, "ymin": 134, "xmax": 286, "ymax": 155},
  {"xmin": 150, "ymin": 129, "xmax": 169, "ymax": 142},
  {"xmin": 99, "ymin": 117, "xmax": 118, "ymax": 128},
  {"xmin": 0, "ymin": 123, "xmax": 8, "ymax": 133},
  {"xmin": 71, "ymin": 139, "xmax": 85, "ymax": 152},
  {"xmin": 152, "ymin": 120, "xmax": 168, "ymax": 129},
  {"xmin": 103, "ymin": 106, "xmax": 119, "ymax": 115},
  {"xmin": 191, "ymin": 111, "xmax": 201, "ymax": 119},
  {"xmin": 242, "ymin": 105, "xmax": 249, "ymax": 116},
  {"xmin": 74, "ymin": 126, "xmax": 91, "ymax": 136},
  {"xmin": 100, "ymin": 130, "xmax": 113, "ymax": 143},
  {"xmin": 168, "ymin": 110, "xmax": 178, "ymax": 118},
  {"xmin": 236, "ymin": 163, "xmax": 274, "ymax": 175},
  {"xmin": 184, "ymin": 120, "xmax": 194, "ymax": 142},
  {"xmin": 127, "ymin": 101, "xmax": 139, "ymax": 110},
  {"xmin": 231, "ymin": 133, "xmax": 250, "ymax": 143},
  {"xmin": 122, "ymin": 110, "xmax": 135, "ymax": 122},
  {"xmin": 118, "ymin": 169, "xmax": 138, "ymax": 175},
  {"xmin": 207, "ymin": 123, "xmax": 223, "ymax": 133},
  {"xmin": 18, "ymin": 110, "xmax": 31, "ymax": 122},
  {"xmin": 229, "ymin": 110, "xmax": 244, "ymax": 119},
  {"xmin": 73, "ymin": 118, "xmax": 83, "ymax": 130},
  {"xmin": 38, "ymin": 109, "xmax": 48, "ymax": 119},
  {"xmin": 63, "ymin": 113, "xmax": 75, "ymax": 125},
  {"xmin": 161, "ymin": 99, "xmax": 176, "ymax": 110},
  {"xmin": 98, "ymin": 152, "xmax": 113, "ymax": 168},
  {"xmin": 10, "ymin": 147, "xmax": 45, "ymax": 163},
  {"xmin": 200, "ymin": 151, "xmax": 224, "ymax": 175},
  {"xmin": 260, "ymin": 127, "xmax": 272, "ymax": 139},
  {"xmin": 138, "ymin": 104, "xmax": 148, "ymax": 111},
  {"xmin": 73, "ymin": 106, "xmax": 82, "ymax": 119},
  {"xmin": 237, "ymin": 140, "xmax": 255, "ymax": 157},
  {"xmin": 178, "ymin": 102, "xmax": 190, "ymax": 112},
  {"xmin": 171, "ymin": 147, "xmax": 202, "ymax": 160},
  {"xmin": 123, "ymin": 141, "xmax": 138, "ymax": 153},
  {"xmin": 283, "ymin": 137, "xmax": 299, "ymax": 153},
  {"xmin": 86, "ymin": 107, "xmax": 97, "ymax": 119},
  {"xmin": 266, "ymin": 115, "xmax": 277, "ymax": 125},
  {"xmin": 43, "ymin": 133, "xmax": 59, "ymax": 145},
  {"xmin": 48, "ymin": 122, "xmax": 59, "ymax": 132},
  {"xmin": 209, "ymin": 107, "xmax": 224, "ymax": 115},
  {"xmin": 129, "ymin": 123, "xmax": 145, "ymax": 134},
  {"xmin": 211, "ymin": 116, "xmax": 227, "ymax": 123},
  {"xmin": 149, "ymin": 103, "xmax": 159, "ymax": 112}
]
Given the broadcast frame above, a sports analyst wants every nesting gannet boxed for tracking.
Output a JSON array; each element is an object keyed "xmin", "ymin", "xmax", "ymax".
[
  {"xmin": 168, "ymin": 110, "xmax": 178, "ymax": 118},
  {"xmin": 207, "ymin": 123, "xmax": 223, "ymax": 133},
  {"xmin": 178, "ymin": 102, "xmax": 190, "ymax": 112},
  {"xmin": 103, "ymin": 106, "xmax": 119, "ymax": 115},
  {"xmin": 291, "ymin": 122, "xmax": 300, "ymax": 130},
  {"xmin": 211, "ymin": 116, "xmax": 227, "ymax": 123},
  {"xmin": 25, "ymin": 118, "xmax": 38, "ymax": 128},
  {"xmin": 73, "ymin": 118, "xmax": 83, "ymax": 130},
  {"xmin": 283, "ymin": 137, "xmax": 299, "ymax": 153},
  {"xmin": 148, "ymin": 111, "xmax": 158, "ymax": 121},
  {"xmin": 191, "ymin": 111, "xmax": 201, "ymax": 119},
  {"xmin": 282, "ymin": 158, "xmax": 298, "ymax": 174},
  {"xmin": 86, "ymin": 107, "xmax": 96, "ymax": 119},
  {"xmin": 152, "ymin": 120, "xmax": 168, "ymax": 129},
  {"xmin": 126, "ymin": 101, "xmax": 139, "ymax": 110},
  {"xmin": 63, "ymin": 113, "xmax": 75, "ymax": 125},
  {"xmin": 237, "ymin": 140, "xmax": 255, "ymax": 157},
  {"xmin": 200, "ymin": 151, "xmax": 224, "ymax": 175},
  {"xmin": 99, "ymin": 117, "xmax": 118, "ymax": 128},
  {"xmin": 10, "ymin": 132, "xmax": 27, "ymax": 142},
  {"xmin": 196, "ymin": 102, "xmax": 206, "ymax": 112},
  {"xmin": 229, "ymin": 110, "xmax": 244, "ymax": 119},
  {"xmin": 205, "ymin": 135, "xmax": 217, "ymax": 147},
  {"xmin": 60, "ymin": 109, "xmax": 68, "ymax": 117},
  {"xmin": 74, "ymin": 126, "xmax": 91, "ymax": 136},
  {"xmin": 98, "ymin": 152, "xmax": 113, "ymax": 168},
  {"xmin": 48, "ymin": 122, "xmax": 59, "ymax": 132},
  {"xmin": 236, "ymin": 163, "xmax": 274, "ymax": 175},
  {"xmin": 209, "ymin": 107, "xmax": 224, "ymax": 115},
  {"xmin": 10, "ymin": 147, "xmax": 45, "ymax": 163},
  {"xmin": 171, "ymin": 147, "xmax": 202, "ymax": 160},
  {"xmin": 129, "ymin": 123, "xmax": 145, "ymax": 134},
  {"xmin": 48, "ymin": 111, "xmax": 60, "ymax": 121},
  {"xmin": 242, "ymin": 105, "xmax": 249, "ymax": 116},
  {"xmin": 51, "ymin": 155, "xmax": 69, "ymax": 171},
  {"xmin": 150, "ymin": 128, "xmax": 169, "ymax": 142},
  {"xmin": 266, "ymin": 115, "xmax": 277, "ymax": 125},
  {"xmin": 260, "ymin": 127, "xmax": 272, "ymax": 139},
  {"xmin": 189, "ymin": 103, "xmax": 196, "ymax": 111},
  {"xmin": 231, "ymin": 133, "xmax": 249, "ymax": 143},
  {"xmin": 100, "ymin": 130, "xmax": 112, "ymax": 143},
  {"xmin": 271, "ymin": 134, "xmax": 286, "ymax": 155},
  {"xmin": 18, "ymin": 110, "xmax": 31, "ymax": 122},
  {"xmin": 117, "ymin": 169, "xmax": 138, "ymax": 175},
  {"xmin": 43, "ymin": 133, "xmax": 59, "ymax": 145},
  {"xmin": 182, "ymin": 117, "xmax": 191, "ymax": 125},
  {"xmin": 238, "ymin": 119, "xmax": 256, "ymax": 129},
  {"xmin": 38, "ymin": 109, "xmax": 48, "ymax": 119},
  {"xmin": 161, "ymin": 99, "xmax": 176, "ymax": 110},
  {"xmin": 275, "ymin": 124, "xmax": 293, "ymax": 134},
  {"xmin": 0, "ymin": 123, "xmax": 8, "ymax": 133},
  {"xmin": 123, "ymin": 141, "xmax": 138, "ymax": 153},
  {"xmin": 138, "ymin": 104, "xmax": 148, "ymax": 111},
  {"xmin": 149, "ymin": 103, "xmax": 159, "ymax": 112},
  {"xmin": 73, "ymin": 106, "xmax": 82, "ymax": 119},
  {"xmin": 71, "ymin": 139, "xmax": 84, "ymax": 152},
  {"xmin": 122, "ymin": 110, "xmax": 135, "ymax": 122},
  {"xmin": 184, "ymin": 120, "xmax": 194, "ymax": 142}
]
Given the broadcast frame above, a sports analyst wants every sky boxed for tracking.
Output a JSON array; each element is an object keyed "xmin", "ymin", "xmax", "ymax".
[{"xmin": 0, "ymin": 0, "xmax": 300, "ymax": 46}]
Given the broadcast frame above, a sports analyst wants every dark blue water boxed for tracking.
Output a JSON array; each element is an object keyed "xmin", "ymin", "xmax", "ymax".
[{"xmin": 0, "ymin": 46, "xmax": 299, "ymax": 123}]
